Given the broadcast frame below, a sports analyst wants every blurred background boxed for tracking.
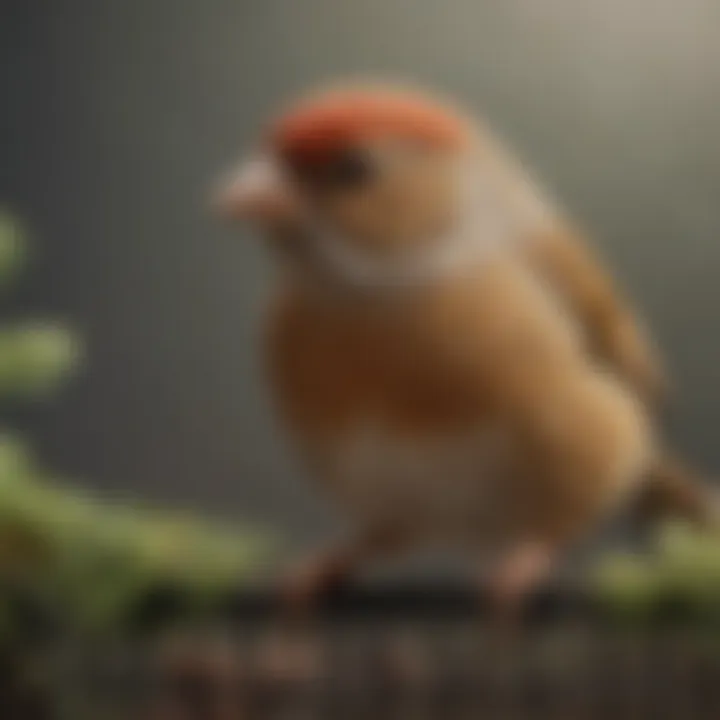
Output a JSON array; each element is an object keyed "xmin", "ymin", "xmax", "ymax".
[{"xmin": 3, "ymin": 0, "xmax": 720, "ymax": 549}]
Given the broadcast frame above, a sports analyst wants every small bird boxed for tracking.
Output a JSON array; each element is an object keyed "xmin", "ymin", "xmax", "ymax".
[{"xmin": 215, "ymin": 83, "xmax": 714, "ymax": 613}]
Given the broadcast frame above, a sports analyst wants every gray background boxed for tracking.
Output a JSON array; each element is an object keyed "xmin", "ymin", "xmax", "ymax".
[{"xmin": 3, "ymin": 0, "xmax": 720, "ymax": 545}]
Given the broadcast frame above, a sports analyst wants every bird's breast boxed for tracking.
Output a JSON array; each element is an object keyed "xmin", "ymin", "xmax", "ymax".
[{"xmin": 320, "ymin": 422, "xmax": 515, "ymax": 545}]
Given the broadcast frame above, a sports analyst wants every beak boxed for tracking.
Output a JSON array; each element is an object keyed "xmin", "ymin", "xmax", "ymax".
[{"xmin": 212, "ymin": 155, "xmax": 297, "ymax": 225}]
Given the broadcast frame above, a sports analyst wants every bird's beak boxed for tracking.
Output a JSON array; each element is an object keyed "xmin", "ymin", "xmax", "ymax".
[{"xmin": 212, "ymin": 155, "xmax": 297, "ymax": 226}]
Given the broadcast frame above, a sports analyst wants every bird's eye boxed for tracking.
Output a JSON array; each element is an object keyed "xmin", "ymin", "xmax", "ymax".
[{"xmin": 326, "ymin": 150, "xmax": 376, "ymax": 190}]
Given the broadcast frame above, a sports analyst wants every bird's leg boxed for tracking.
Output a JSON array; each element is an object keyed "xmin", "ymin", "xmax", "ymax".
[
  {"xmin": 280, "ymin": 545, "xmax": 358, "ymax": 613},
  {"xmin": 280, "ymin": 528, "xmax": 403, "ymax": 617},
  {"xmin": 484, "ymin": 539, "xmax": 557, "ymax": 627}
]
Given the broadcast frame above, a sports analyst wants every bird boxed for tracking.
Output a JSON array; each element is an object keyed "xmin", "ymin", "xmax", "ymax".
[{"xmin": 214, "ymin": 82, "xmax": 715, "ymax": 614}]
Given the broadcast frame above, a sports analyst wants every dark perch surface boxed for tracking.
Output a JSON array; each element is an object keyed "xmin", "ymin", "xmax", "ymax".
[{"xmin": 8, "ymin": 582, "xmax": 714, "ymax": 720}]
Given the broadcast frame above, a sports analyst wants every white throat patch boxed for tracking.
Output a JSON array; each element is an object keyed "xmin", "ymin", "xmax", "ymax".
[{"xmin": 302, "ymin": 159, "xmax": 555, "ymax": 290}]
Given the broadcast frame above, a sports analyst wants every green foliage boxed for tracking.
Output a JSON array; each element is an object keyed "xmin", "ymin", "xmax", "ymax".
[
  {"xmin": 0, "ymin": 211, "xmax": 78, "ymax": 399},
  {"xmin": 593, "ymin": 522, "xmax": 720, "ymax": 626},
  {"xmin": 0, "ymin": 210, "xmax": 27, "ymax": 284},
  {"xmin": 0, "ymin": 325, "xmax": 81, "ymax": 398},
  {"xmin": 0, "ymin": 211, "xmax": 272, "ymax": 640}
]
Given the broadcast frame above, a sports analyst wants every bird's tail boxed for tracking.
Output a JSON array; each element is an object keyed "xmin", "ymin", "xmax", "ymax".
[{"xmin": 635, "ymin": 450, "xmax": 719, "ymax": 529}]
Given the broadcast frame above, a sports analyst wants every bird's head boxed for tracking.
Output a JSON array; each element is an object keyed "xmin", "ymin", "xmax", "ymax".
[{"xmin": 215, "ymin": 83, "xmax": 551, "ymax": 289}]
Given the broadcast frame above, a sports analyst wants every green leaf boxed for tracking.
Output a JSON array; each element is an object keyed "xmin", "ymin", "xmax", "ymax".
[
  {"xmin": 593, "ymin": 553, "xmax": 660, "ymax": 620},
  {"xmin": 0, "ymin": 211, "xmax": 27, "ymax": 284},
  {"xmin": 0, "ymin": 324, "xmax": 82, "ymax": 397},
  {"xmin": 0, "ymin": 434, "xmax": 35, "ymax": 486}
]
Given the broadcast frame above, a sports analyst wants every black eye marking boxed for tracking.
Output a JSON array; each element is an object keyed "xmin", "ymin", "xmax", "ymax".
[
  {"xmin": 325, "ymin": 149, "xmax": 376, "ymax": 189},
  {"xmin": 285, "ymin": 148, "xmax": 377, "ymax": 192}
]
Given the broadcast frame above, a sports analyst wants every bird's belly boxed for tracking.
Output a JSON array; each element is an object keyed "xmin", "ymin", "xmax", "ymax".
[{"xmin": 322, "ymin": 424, "xmax": 514, "ymax": 546}]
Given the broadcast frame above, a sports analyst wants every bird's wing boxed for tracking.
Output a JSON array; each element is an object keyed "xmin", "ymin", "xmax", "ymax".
[{"xmin": 524, "ymin": 224, "xmax": 667, "ymax": 406}]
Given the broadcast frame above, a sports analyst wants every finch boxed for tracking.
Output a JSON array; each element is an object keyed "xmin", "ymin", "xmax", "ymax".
[{"xmin": 215, "ymin": 82, "xmax": 714, "ymax": 613}]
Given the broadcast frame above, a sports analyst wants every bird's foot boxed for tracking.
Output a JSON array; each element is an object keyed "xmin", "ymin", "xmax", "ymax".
[
  {"xmin": 485, "ymin": 540, "xmax": 556, "ymax": 628},
  {"xmin": 279, "ymin": 548, "xmax": 354, "ymax": 619}
]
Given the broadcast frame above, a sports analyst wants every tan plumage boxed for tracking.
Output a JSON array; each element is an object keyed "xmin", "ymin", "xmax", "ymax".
[
  {"xmin": 268, "ymin": 255, "xmax": 651, "ymax": 545},
  {"xmin": 216, "ymin": 82, "xmax": 713, "ymax": 610}
]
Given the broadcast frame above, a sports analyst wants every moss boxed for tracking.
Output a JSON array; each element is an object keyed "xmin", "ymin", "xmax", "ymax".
[
  {"xmin": 0, "ymin": 211, "xmax": 273, "ymax": 639},
  {"xmin": 593, "ymin": 522, "xmax": 720, "ymax": 628}
]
